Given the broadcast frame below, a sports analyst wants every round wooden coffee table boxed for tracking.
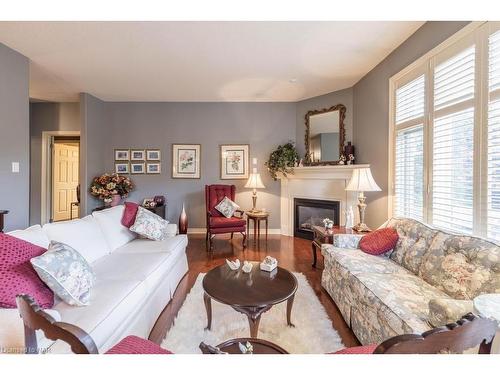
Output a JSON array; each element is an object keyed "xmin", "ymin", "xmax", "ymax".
[{"xmin": 202, "ymin": 261, "xmax": 298, "ymax": 338}]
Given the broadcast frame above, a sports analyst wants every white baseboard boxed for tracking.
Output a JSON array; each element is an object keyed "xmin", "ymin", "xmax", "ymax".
[{"xmin": 187, "ymin": 227, "xmax": 282, "ymax": 235}]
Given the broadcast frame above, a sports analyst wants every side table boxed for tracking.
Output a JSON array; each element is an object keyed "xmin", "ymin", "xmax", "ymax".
[
  {"xmin": 246, "ymin": 211, "xmax": 269, "ymax": 243},
  {"xmin": 0, "ymin": 210, "xmax": 9, "ymax": 233},
  {"xmin": 311, "ymin": 225, "xmax": 361, "ymax": 268}
]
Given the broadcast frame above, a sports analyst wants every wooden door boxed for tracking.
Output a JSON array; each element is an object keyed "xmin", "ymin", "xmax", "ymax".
[{"xmin": 52, "ymin": 142, "xmax": 79, "ymax": 221}]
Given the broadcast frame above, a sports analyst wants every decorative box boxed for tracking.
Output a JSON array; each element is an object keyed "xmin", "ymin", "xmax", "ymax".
[{"xmin": 260, "ymin": 256, "xmax": 278, "ymax": 272}]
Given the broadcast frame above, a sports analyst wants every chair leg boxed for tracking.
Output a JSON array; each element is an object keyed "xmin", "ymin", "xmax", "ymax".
[
  {"xmin": 242, "ymin": 232, "xmax": 247, "ymax": 248},
  {"xmin": 206, "ymin": 230, "xmax": 209, "ymax": 242},
  {"xmin": 231, "ymin": 232, "xmax": 234, "ymax": 239}
]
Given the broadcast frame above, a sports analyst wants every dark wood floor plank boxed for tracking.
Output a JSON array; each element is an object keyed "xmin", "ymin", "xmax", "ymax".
[{"xmin": 149, "ymin": 233, "xmax": 360, "ymax": 348}]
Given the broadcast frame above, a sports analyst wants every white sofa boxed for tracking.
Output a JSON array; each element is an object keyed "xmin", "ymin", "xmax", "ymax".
[{"xmin": 2, "ymin": 205, "xmax": 188, "ymax": 353}]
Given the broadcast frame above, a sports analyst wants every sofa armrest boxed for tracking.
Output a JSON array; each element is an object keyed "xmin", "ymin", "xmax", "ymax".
[
  {"xmin": 428, "ymin": 298, "xmax": 474, "ymax": 328},
  {"xmin": 333, "ymin": 233, "xmax": 364, "ymax": 249}
]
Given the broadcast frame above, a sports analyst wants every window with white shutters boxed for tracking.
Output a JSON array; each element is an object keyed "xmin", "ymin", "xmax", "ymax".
[
  {"xmin": 389, "ymin": 22, "xmax": 500, "ymax": 240},
  {"xmin": 393, "ymin": 74, "xmax": 425, "ymax": 221},
  {"xmin": 487, "ymin": 30, "xmax": 500, "ymax": 240}
]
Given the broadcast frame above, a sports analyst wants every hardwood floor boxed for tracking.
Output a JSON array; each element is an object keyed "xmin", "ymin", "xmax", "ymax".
[{"xmin": 148, "ymin": 233, "xmax": 360, "ymax": 348}]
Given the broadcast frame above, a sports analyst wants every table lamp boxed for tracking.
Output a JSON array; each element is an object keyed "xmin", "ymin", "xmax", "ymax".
[
  {"xmin": 345, "ymin": 167, "xmax": 381, "ymax": 232},
  {"xmin": 245, "ymin": 167, "xmax": 266, "ymax": 213}
]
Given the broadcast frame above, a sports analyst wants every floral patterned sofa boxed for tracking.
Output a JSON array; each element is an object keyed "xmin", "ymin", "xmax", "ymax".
[{"xmin": 321, "ymin": 217, "xmax": 500, "ymax": 345}]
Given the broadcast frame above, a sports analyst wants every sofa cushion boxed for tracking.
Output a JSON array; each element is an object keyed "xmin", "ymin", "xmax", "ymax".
[
  {"xmin": 419, "ymin": 231, "xmax": 500, "ymax": 300},
  {"xmin": 43, "ymin": 215, "xmax": 110, "ymax": 264},
  {"xmin": 121, "ymin": 202, "xmax": 139, "ymax": 228},
  {"xmin": 359, "ymin": 228, "xmax": 399, "ymax": 255},
  {"xmin": 113, "ymin": 234, "xmax": 187, "ymax": 254},
  {"xmin": 0, "ymin": 234, "xmax": 54, "ymax": 308},
  {"xmin": 92, "ymin": 205, "xmax": 136, "ymax": 251},
  {"xmin": 7, "ymin": 225, "xmax": 50, "ymax": 249},
  {"xmin": 387, "ymin": 218, "xmax": 438, "ymax": 274},
  {"xmin": 106, "ymin": 335, "xmax": 173, "ymax": 354},
  {"xmin": 31, "ymin": 241, "xmax": 95, "ymax": 306},
  {"xmin": 53, "ymin": 278, "xmax": 148, "ymax": 350},
  {"xmin": 332, "ymin": 344, "xmax": 377, "ymax": 354},
  {"xmin": 209, "ymin": 216, "xmax": 246, "ymax": 229}
]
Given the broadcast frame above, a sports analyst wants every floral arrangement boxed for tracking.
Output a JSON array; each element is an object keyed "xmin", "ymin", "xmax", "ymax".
[
  {"xmin": 323, "ymin": 218, "xmax": 334, "ymax": 229},
  {"xmin": 90, "ymin": 173, "xmax": 133, "ymax": 203},
  {"xmin": 265, "ymin": 141, "xmax": 299, "ymax": 180}
]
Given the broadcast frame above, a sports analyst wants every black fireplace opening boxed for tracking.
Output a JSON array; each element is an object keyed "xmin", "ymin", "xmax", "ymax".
[{"xmin": 294, "ymin": 198, "xmax": 340, "ymax": 240}]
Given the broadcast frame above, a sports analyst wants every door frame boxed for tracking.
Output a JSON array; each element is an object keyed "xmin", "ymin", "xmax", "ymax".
[{"xmin": 41, "ymin": 130, "xmax": 80, "ymax": 225}]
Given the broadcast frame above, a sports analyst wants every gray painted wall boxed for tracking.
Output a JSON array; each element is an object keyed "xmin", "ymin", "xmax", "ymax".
[
  {"xmin": 0, "ymin": 43, "xmax": 29, "ymax": 231},
  {"xmin": 353, "ymin": 21, "xmax": 470, "ymax": 228},
  {"xmin": 295, "ymin": 87, "xmax": 353, "ymax": 159},
  {"xmin": 93, "ymin": 102, "xmax": 297, "ymax": 229},
  {"xmin": 29, "ymin": 102, "xmax": 80, "ymax": 224},
  {"xmin": 80, "ymin": 93, "xmax": 112, "ymax": 215}
]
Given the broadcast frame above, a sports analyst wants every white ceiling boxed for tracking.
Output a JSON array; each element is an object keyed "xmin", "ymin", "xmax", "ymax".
[{"xmin": 0, "ymin": 21, "xmax": 424, "ymax": 102}]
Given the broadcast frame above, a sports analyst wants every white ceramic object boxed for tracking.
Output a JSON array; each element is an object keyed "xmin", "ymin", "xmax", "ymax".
[
  {"xmin": 242, "ymin": 261, "xmax": 253, "ymax": 273},
  {"xmin": 238, "ymin": 341, "xmax": 254, "ymax": 354},
  {"xmin": 226, "ymin": 259, "xmax": 241, "ymax": 271},
  {"xmin": 260, "ymin": 256, "xmax": 278, "ymax": 272}
]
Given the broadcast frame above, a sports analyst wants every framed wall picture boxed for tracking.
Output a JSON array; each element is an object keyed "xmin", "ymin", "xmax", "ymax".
[
  {"xmin": 172, "ymin": 144, "xmax": 201, "ymax": 179},
  {"xmin": 147, "ymin": 149, "xmax": 161, "ymax": 161},
  {"xmin": 220, "ymin": 144, "xmax": 249, "ymax": 179},
  {"xmin": 115, "ymin": 149, "xmax": 130, "ymax": 161},
  {"xmin": 115, "ymin": 162, "xmax": 130, "ymax": 174},
  {"xmin": 131, "ymin": 149, "xmax": 146, "ymax": 161},
  {"xmin": 130, "ymin": 162, "xmax": 145, "ymax": 174},
  {"xmin": 146, "ymin": 163, "xmax": 161, "ymax": 174}
]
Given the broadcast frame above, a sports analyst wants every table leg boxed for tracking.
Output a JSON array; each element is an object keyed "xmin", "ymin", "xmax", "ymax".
[
  {"xmin": 247, "ymin": 315, "xmax": 262, "ymax": 338},
  {"xmin": 257, "ymin": 219, "xmax": 260, "ymax": 241},
  {"xmin": 203, "ymin": 292, "xmax": 212, "ymax": 331},
  {"xmin": 311, "ymin": 242, "xmax": 318, "ymax": 268},
  {"xmin": 286, "ymin": 294, "xmax": 295, "ymax": 328},
  {"xmin": 253, "ymin": 218, "xmax": 257, "ymax": 242},
  {"xmin": 265, "ymin": 218, "xmax": 268, "ymax": 241}
]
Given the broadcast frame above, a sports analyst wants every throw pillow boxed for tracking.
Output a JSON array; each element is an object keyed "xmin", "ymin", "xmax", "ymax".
[
  {"xmin": 215, "ymin": 196, "xmax": 240, "ymax": 218},
  {"xmin": 129, "ymin": 206, "xmax": 170, "ymax": 241},
  {"xmin": 0, "ymin": 233, "xmax": 54, "ymax": 309},
  {"xmin": 359, "ymin": 227, "xmax": 399, "ymax": 256},
  {"xmin": 121, "ymin": 202, "xmax": 140, "ymax": 228},
  {"xmin": 30, "ymin": 241, "xmax": 95, "ymax": 307}
]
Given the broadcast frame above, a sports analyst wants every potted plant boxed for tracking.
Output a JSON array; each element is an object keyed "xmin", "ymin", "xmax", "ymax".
[
  {"xmin": 265, "ymin": 142, "xmax": 299, "ymax": 180},
  {"xmin": 90, "ymin": 173, "xmax": 134, "ymax": 207}
]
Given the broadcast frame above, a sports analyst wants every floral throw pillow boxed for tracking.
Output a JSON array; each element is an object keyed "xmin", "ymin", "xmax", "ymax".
[
  {"xmin": 215, "ymin": 196, "xmax": 239, "ymax": 218},
  {"xmin": 30, "ymin": 241, "xmax": 95, "ymax": 306},
  {"xmin": 130, "ymin": 206, "xmax": 170, "ymax": 241}
]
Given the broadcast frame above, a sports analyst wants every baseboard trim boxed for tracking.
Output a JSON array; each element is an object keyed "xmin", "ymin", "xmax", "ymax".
[{"xmin": 187, "ymin": 227, "xmax": 282, "ymax": 235}]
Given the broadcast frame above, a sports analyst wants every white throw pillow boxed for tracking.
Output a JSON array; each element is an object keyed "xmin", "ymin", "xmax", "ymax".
[
  {"xmin": 130, "ymin": 206, "xmax": 170, "ymax": 241},
  {"xmin": 215, "ymin": 196, "xmax": 240, "ymax": 218},
  {"xmin": 92, "ymin": 205, "xmax": 136, "ymax": 251},
  {"xmin": 31, "ymin": 241, "xmax": 95, "ymax": 307},
  {"xmin": 43, "ymin": 215, "xmax": 110, "ymax": 264},
  {"xmin": 7, "ymin": 225, "xmax": 51, "ymax": 249}
]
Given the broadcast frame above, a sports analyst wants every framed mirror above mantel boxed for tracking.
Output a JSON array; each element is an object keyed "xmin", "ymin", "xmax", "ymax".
[{"xmin": 304, "ymin": 104, "xmax": 346, "ymax": 166}]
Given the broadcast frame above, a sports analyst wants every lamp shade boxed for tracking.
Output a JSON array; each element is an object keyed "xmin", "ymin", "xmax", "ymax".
[
  {"xmin": 345, "ymin": 168, "xmax": 381, "ymax": 192},
  {"xmin": 245, "ymin": 173, "xmax": 266, "ymax": 189}
]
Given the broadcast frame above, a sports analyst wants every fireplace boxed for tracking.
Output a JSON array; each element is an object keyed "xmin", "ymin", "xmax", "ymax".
[{"xmin": 294, "ymin": 198, "xmax": 340, "ymax": 239}]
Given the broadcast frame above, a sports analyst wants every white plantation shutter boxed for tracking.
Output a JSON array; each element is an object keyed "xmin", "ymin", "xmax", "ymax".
[
  {"xmin": 394, "ymin": 74, "xmax": 425, "ymax": 221},
  {"xmin": 431, "ymin": 45, "xmax": 475, "ymax": 234},
  {"xmin": 487, "ymin": 30, "xmax": 500, "ymax": 240},
  {"xmin": 432, "ymin": 108, "xmax": 474, "ymax": 233},
  {"xmin": 395, "ymin": 126, "xmax": 424, "ymax": 220}
]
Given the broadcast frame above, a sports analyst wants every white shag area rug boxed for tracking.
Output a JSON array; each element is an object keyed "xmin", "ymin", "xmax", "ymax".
[{"xmin": 161, "ymin": 272, "xmax": 344, "ymax": 354}]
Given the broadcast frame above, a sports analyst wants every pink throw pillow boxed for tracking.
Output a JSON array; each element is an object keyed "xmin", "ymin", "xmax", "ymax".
[
  {"xmin": 0, "ymin": 233, "xmax": 54, "ymax": 308},
  {"xmin": 359, "ymin": 227, "xmax": 399, "ymax": 256},
  {"xmin": 121, "ymin": 202, "xmax": 139, "ymax": 228}
]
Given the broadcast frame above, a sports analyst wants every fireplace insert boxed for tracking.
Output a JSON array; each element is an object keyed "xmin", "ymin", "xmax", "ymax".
[{"xmin": 294, "ymin": 198, "xmax": 340, "ymax": 240}]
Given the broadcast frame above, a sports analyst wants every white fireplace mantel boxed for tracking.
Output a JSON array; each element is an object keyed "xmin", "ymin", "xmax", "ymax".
[{"xmin": 278, "ymin": 164, "xmax": 369, "ymax": 236}]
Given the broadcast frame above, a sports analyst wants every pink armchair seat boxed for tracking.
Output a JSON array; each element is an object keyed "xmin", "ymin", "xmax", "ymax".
[{"xmin": 205, "ymin": 184, "xmax": 246, "ymax": 249}]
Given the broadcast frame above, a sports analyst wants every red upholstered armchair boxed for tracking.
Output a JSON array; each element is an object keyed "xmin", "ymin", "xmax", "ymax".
[{"xmin": 205, "ymin": 184, "xmax": 246, "ymax": 249}]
